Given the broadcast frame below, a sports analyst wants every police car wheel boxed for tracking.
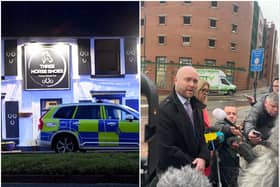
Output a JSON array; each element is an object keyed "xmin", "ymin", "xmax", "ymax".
[{"xmin": 54, "ymin": 135, "xmax": 77, "ymax": 153}]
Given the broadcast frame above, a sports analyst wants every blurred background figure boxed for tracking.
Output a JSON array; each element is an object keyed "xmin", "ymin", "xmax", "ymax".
[
  {"xmin": 244, "ymin": 92, "xmax": 279, "ymax": 146},
  {"xmin": 246, "ymin": 77, "xmax": 279, "ymax": 105},
  {"xmin": 194, "ymin": 79, "xmax": 211, "ymax": 177},
  {"xmin": 194, "ymin": 79, "xmax": 211, "ymax": 128}
]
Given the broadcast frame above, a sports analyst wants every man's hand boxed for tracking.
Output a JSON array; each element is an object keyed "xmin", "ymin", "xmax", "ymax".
[
  {"xmin": 248, "ymin": 130, "xmax": 262, "ymax": 145},
  {"xmin": 246, "ymin": 95, "xmax": 255, "ymax": 105},
  {"xmin": 192, "ymin": 158, "xmax": 205, "ymax": 173},
  {"xmin": 230, "ymin": 126, "xmax": 242, "ymax": 137}
]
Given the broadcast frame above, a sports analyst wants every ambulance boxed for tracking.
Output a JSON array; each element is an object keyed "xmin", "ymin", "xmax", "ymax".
[
  {"xmin": 38, "ymin": 102, "xmax": 139, "ymax": 153},
  {"xmin": 197, "ymin": 69, "xmax": 236, "ymax": 95}
]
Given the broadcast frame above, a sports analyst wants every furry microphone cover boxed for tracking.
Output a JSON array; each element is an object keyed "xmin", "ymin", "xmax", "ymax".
[{"xmin": 157, "ymin": 165, "xmax": 212, "ymax": 187}]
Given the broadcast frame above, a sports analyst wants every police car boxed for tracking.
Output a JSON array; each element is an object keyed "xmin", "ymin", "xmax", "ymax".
[{"xmin": 38, "ymin": 102, "xmax": 139, "ymax": 153}]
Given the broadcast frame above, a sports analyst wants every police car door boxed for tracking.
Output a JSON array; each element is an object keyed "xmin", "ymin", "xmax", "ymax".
[
  {"xmin": 74, "ymin": 105, "xmax": 102, "ymax": 148},
  {"xmin": 103, "ymin": 105, "xmax": 138, "ymax": 148}
]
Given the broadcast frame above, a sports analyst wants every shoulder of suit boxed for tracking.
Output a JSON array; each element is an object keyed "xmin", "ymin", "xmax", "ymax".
[{"xmin": 160, "ymin": 96, "xmax": 172, "ymax": 107}]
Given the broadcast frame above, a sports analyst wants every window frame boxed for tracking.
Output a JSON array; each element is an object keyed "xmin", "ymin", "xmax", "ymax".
[
  {"xmin": 179, "ymin": 57, "xmax": 192, "ymax": 66},
  {"xmin": 182, "ymin": 35, "xmax": 191, "ymax": 46},
  {"xmin": 208, "ymin": 38, "xmax": 216, "ymax": 48},
  {"xmin": 210, "ymin": 1, "xmax": 218, "ymax": 8},
  {"xmin": 232, "ymin": 24, "xmax": 238, "ymax": 33},
  {"xmin": 158, "ymin": 35, "xmax": 166, "ymax": 45},
  {"xmin": 183, "ymin": 15, "xmax": 192, "ymax": 25},
  {"xmin": 233, "ymin": 4, "xmax": 239, "ymax": 14},
  {"xmin": 230, "ymin": 42, "xmax": 237, "ymax": 50},
  {"xmin": 209, "ymin": 18, "xmax": 217, "ymax": 28},
  {"xmin": 159, "ymin": 15, "xmax": 166, "ymax": 25}
]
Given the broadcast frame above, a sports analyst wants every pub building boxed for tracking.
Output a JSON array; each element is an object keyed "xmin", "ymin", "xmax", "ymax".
[{"xmin": 1, "ymin": 37, "xmax": 139, "ymax": 150}]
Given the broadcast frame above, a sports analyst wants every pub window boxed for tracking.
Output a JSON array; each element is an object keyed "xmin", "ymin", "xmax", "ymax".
[{"xmin": 94, "ymin": 39, "xmax": 121, "ymax": 76}]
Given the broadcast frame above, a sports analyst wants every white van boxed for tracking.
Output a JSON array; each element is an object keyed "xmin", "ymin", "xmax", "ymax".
[{"xmin": 197, "ymin": 69, "xmax": 236, "ymax": 95}]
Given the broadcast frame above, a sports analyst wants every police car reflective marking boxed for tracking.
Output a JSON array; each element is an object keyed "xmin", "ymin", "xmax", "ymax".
[
  {"xmin": 98, "ymin": 120, "xmax": 105, "ymax": 132},
  {"xmin": 40, "ymin": 132, "xmax": 53, "ymax": 141},
  {"xmin": 78, "ymin": 132, "xmax": 99, "ymax": 144},
  {"xmin": 59, "ymin": 119, "xmax": 79, "ymax": 131},
  {"xmin": 104, "ymin": 120, "xmax": 119, "ymax": 132},
  {"xmin": 46, "ymin": 122, "xmax": 56, "ymax": 127}
]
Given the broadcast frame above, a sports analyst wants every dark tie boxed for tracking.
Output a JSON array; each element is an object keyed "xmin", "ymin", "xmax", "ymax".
[
  {"xmin": 184, "ymin": 100, "xmax": 194, "ymax": 125},
  {"xmin": 184, "ymin": 100, "xmax": 197, "ymax": 142}
]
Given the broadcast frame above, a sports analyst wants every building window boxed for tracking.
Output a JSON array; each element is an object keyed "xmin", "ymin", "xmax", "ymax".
[
  {"xmin": 183, "ymin": 16, "xmax": 192, "ymax": 25},
  {"xmin": 208, "ymin": 39, "xmax": 216, "ymax": 48},
  {"xmin": 182, "ymin": 35, "xmax": 191, "ymax": 46},
  {"xmin": 233, "ymin": 4, "xmax": 239, "ymax": 13},
  {"xmin": 184, "ymin": 1, "xmax": 192, "ymax": 4},
  {"xmin": 230, "ymin": 42, "xmax": 237, "ymax": 50},
  {"xmin": 211, "ymin": 1, "xmax": 218, "ymax": 7},
  {"xmin": 141, "ymin": 37, "xmax": 144, "ymax": 45},
  {"xmin": 158, "ymin": 35, "xmax": 165, "ymax": 45},
  {"xmin": 160, "ymin": 1, "xmax": 166, "ymax": 4},
  {"xmin": 179, "ymin": 57, "xmax": 192, "ymax": 66},
  {"xmin": 94, "ymin": 39, "xmax": 121, "ymax": 76},
  {"xmin": 232, "ymin": 24, "xmax": 238, "ymax": 33},
  {"xmin": 159, "ymin": 16, "xmax": 166, "ymax": 25},
  {"xmin": 209, "ymin": 18, "xmax": 217, "ymax": 28},
  {"xmin": 204, "ymin": 59, "xmax": 216, "ymax": 66},
  {"xmin": 141, "ymin": 18, "xmax": 145, "ymax": 26},
  {"xmin": 227, "ymin": 61, "xmax": 235, "ymax": 68},
  {"xmin": 141, "ymin": 1, "xmax": 144, "ymax": 7},
  {"xmin": 226, "ymin": 61, "xmax": 235, "ymax": 83},
  {"xmin": 141, "ymin": 56, "xmax": 146, "ymax": 72}
]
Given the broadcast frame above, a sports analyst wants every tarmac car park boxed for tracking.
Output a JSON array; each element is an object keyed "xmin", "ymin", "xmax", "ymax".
[{"xmin": 38, "ymin": 102, "xmax": 139, "ymax": 153}]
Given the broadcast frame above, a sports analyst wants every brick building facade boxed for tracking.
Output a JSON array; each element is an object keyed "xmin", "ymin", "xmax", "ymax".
[{"xmin": 141, "ymin": 1, "xmax": 255, "ymax": 90}]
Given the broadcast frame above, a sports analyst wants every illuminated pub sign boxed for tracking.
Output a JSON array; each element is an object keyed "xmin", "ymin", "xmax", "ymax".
[{"xmin": 24, "ymin": 44, "xmax": 69, "ymax": 90}]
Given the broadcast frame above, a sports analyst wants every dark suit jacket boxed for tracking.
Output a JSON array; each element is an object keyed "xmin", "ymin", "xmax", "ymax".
[{"xmin": 157, "ymin": 89, "xmax": 210, "ymax": 173}]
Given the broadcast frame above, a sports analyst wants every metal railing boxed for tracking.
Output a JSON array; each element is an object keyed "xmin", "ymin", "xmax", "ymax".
[{"xmin": 141, "ymin": 60, "xmax": 246, "ymax": 90}]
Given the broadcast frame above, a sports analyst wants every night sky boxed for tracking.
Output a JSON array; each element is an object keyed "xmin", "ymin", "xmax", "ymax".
[{"xmin": 1, "ymin": 1, "xmax": 139, "ymax": 37}]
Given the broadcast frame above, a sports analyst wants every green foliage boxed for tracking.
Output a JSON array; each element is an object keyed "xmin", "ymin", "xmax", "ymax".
[{"xmin": 2, "ymin": 152, "xmax": 139, "ymax": 176}]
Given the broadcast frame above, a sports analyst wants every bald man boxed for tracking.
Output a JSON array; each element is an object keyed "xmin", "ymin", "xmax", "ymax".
[{"xmin": 157, "ymin": 66, "xmax": 210, "ymax": 175}]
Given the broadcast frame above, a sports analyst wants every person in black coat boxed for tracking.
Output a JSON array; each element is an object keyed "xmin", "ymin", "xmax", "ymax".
[
  {"xmin": 209, "ymin": 105, "xmax": 242, "ymax": 187},
  {"xmin": 157, "ymin": 66, "xmax": 210, "ymax": 175}
]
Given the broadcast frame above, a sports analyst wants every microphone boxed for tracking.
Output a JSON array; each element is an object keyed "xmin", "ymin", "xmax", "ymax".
[
  {"xmin": 212, "ymin": 108, "xmax": 239, "ymax": 129},
  {"xmin": 157, "ymin": 165, "xmax": 212, "ymax": 187}
]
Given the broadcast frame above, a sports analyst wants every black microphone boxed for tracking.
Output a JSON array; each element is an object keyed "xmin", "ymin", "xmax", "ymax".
[{"xmin": 212, "ymin": 108, "xmax": 239, "ymax": 129}]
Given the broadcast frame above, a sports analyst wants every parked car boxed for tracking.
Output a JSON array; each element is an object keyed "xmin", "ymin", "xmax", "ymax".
[{"xmin": 38, "ymin": 102, "xmax": 139, "ymax": 153}]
